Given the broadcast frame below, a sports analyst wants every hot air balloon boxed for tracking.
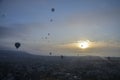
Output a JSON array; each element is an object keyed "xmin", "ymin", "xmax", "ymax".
[
  {"xmin": 51, "ymin": 8, "xmax": 55, "ymax": 12},
  {"xmin": 61, "ymin": 55, "xmax": 64, "ymax": 59},
  {"xmin": 49, "ymin": 52, "xmax": 52, "ymax": 56},
  {"xmin": 15, "ymin": 42, "xmax": 21, "ymax": 49},
  {"xmin": 48, "ymin": 33, "xmax": 50, "ymax": 36},
  {"xmin": 50, "ymin": 19, "xmax": 53, "ymax": 22},
  {"xmin": 45, "ymin": 37, "xmax": 47, "ymax": 39}
]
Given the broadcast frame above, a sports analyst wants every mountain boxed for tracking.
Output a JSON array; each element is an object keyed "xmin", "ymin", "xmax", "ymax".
[
  {"xmin": 0, "ymin": 50, "xmax": 36, "ymax": 62},
  {"xmin": 0, "ymin": 50, "xmax": 33, "ymax": 57},
  {"xmin": 1, "ymin": 50, "xmax": 119, "ymax": 62}
]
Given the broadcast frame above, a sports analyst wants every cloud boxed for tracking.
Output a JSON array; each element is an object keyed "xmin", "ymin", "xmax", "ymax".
[
  {"xmin": 66, "ymin": 7, "xmax": 120, "ymax": 27},
  {"xmin": 55, "ymin": 40, "xmax": 120, "ymax": 56},
  {"xmin": 0, "ymin": 26, "xmax": 26, "ymax": 39},
  {"xmin": 0, "ymin": 22, "xmax": 44, "ymax": 38}
]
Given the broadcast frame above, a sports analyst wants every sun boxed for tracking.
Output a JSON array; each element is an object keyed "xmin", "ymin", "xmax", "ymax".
[{"xmin": 78, "ymin": 40, "xmax": 90, "ymax": 49}]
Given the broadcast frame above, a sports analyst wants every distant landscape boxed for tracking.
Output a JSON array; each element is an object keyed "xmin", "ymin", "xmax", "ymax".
[
  {"xmin": 0, "ymin": 50, "xmax": 120, "ymax": 80},
  {"xmin": 0, "ymin": 0, "xmax": 120, "ymax": 80}
]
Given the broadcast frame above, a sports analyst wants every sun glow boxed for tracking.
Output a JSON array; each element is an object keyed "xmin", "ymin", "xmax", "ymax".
[{"xmin": 78, "ymin": 40, "xmax": 90, "ymax": 49}]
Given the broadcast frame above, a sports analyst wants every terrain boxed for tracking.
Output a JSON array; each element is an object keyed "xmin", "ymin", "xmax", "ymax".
[{"xmin": 0, "ymin": 50, "xmax": 120, "ymax": 80}]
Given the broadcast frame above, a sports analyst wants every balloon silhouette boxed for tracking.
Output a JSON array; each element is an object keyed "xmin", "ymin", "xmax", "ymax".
[
  {"xmin": 49, "ymin": 52, "xmax": 52, "ymax": 55},
  {"xmin": 48, "ymin": 33, "xmax": 50, "ymax": 36},
  {"xmin": 15, "ymin": 42, "xmax": 21, "ymax": 49},
  {"xmin": 45, "ymin": 37, "xmax": 47, "ymax": 39},
  {"xmin": 50, "ymin": 19, "xmax": 53, "ymax": 22},
  {"xmin": 61, "ymin": 55, "xmax": 64, "ymax": 59},
  {"xmin": 51, "ymin": 8, "xmax": 55, "ymax": 12}
]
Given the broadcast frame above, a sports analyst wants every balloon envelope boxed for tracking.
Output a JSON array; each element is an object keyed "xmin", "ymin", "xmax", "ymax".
[
  {"xmin": 51, "ymin": 8, "xmax": 55, "ymax": 12},
  {"xmin": 49, "ymin": 52, "xmax": 52, "ymax": 55},
  {"xmin": 61, "ymin": 55, "xmax": 63, "ymax": 59},
  {"xmin": 15, "ymin": 42, "xmax": 21, "ymax": 49},
  {"xmin": 50, "ymin": 19, "xmax": 53, "ymax": 22},
  {"xmin": 48, "ymin": 33, "xmax": 50, "ymax": 36}
]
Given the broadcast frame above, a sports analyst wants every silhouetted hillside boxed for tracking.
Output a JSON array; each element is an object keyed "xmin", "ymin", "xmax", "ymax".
[
  {"xmin": 0, "ymin": 50, "xmax": 33, "ymax": 57},
  {"xmin": 0, "ymin": 50, "xmax": 36, "ymax": 62}
]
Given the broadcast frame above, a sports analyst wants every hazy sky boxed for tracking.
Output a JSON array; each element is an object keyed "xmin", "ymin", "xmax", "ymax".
[{"xmin": 0, "ymin": 0, "xmax": 120, "ymax": 56}]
